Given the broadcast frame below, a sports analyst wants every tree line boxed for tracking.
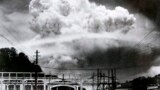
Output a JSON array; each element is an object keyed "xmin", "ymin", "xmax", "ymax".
[{"xmin": 0, "ymin": 47, "xmax": 42, "ymax": 72}]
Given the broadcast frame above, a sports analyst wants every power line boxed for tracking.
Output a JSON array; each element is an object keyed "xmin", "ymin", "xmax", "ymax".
[
  {"xmin": 42, "ymin": 66, "xmax": 142, "ymax": 71},
  {"xmin": 0, "ymin": 34, "xmax": 24, "ymax": 51},
  {"xmin": 42, "ymin": 67, "xmax": 98, "ymax": 70},
  {"xmin": 1, "ymin": 24, "xmax": 32, "ymax": 53},
  {"xmin": 136, "ymin": 29, "xmax": 155, "ymax": 46},
  {"xmin": 0, "ymin": 34, "xmax": 14, "ymax": 45}
]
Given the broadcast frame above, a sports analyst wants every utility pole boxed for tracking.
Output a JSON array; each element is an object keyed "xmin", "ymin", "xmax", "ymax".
[
  {"xmin": 102, "ymin": 73, "xmax": 105, "ymax": 90},
  {"xmin": 111, "ymin": 69, "xmax": 116, "ymax": 90},
  {"xmin": 35, "ymin": 50, "xmax": 40, "ymax": 90},
  {"xmin": 62, "ymin": 74, "xmax": 65, "ymax": 84},
  {"xmin": 97, "ymin": 69, "xmax": 100, "ymax": 90},
  {"xmin": 92, "ymin": 73, "xmax": 95, "ymax": 90},
  {"xmin": 108, "ymin": 69, "xmax": 110, "ymax": 89},
  {"xmin": 49, "ymin": 72, "xmax": 51, "ymax": 83}
]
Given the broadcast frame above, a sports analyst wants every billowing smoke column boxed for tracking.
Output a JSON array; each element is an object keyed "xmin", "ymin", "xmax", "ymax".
[
  {"xmin": 29, "ymin": 0, "xmax": 135, "ymax": 36},
  {"xmin": 28, "ymin": 0, "xmax": 160, "ymax": 78}
]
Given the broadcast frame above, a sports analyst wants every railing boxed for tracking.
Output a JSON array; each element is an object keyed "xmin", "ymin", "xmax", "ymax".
[{"xmin": 0, "ymin": 72, "xmax": 57, "ymax": 80}]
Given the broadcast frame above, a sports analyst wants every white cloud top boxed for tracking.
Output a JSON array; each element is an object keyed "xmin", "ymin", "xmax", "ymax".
[{"xmin": 29, "ymin": 0, "xmax": 135, "ymax": 36}]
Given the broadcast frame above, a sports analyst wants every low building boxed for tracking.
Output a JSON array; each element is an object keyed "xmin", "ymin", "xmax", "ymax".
[{"xmin": 0, "ymin": 72, "xmax": 85, "ymax": 90}]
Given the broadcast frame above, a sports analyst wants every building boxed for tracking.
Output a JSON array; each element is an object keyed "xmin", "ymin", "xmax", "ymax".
[{"xmin": 0, "ymin": 72, "xmax": 85, "ymax": 90}]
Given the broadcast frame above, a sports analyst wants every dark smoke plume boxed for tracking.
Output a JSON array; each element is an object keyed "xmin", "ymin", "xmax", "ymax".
[{"xmin": 76, "ymin": 46, "xmax": 160, "ymax": 70}]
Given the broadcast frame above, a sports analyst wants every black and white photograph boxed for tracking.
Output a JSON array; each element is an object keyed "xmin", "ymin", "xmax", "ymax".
[{"xmin": 0, "ymin": 0, "xmax": 160, "ymax": 90}]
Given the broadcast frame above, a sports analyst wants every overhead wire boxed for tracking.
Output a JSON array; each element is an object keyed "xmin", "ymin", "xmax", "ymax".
[
  {"xmin": 1, "ymin": 24, "xmax": 34, "ymax": 53},
  {"xmin": 0, "ymin": 34, "xmax": 14, "ymax": 45},
  {"xmin": 42, "ymin": 65, "xmax": 147, "ymax": 71},
  {"xmin": 136, "ymin": 29, "xmax": 155, "ymax": 46}
]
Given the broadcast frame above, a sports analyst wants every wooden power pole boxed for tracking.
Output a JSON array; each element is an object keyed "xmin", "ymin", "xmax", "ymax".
[{"xmin": 35, "ymin": 50, "xmax": 40, "ymax": 90}]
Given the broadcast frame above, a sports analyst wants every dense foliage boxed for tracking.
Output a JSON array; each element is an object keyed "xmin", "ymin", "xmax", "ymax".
[
  {"xmin": 122, "ymin": 76, "xmax": 157, "ymax": 90},
  {"xmin": 0, "ymin": 47, "xmax": 42, "ymax": 72}
]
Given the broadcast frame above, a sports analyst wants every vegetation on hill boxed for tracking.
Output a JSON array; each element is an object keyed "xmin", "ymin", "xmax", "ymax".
[{"xmin": 0, "ymin": 47, "xmax": 42, "ymax": 72}]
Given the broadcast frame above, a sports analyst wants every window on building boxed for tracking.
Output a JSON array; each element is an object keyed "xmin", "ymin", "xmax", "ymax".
[
  {"xmin": 0, "ymin": 73, "xmax": 2, "ymax": 78},
  {"xmin": 5, "ymin": 85, "xmax": 7, "ymax": 90},
  {"xmin": 25, "ymin": 85, "xmax": 31, "ymax": 90},
  {"xmin": 8, "ymin": 85, "xmax": 14, "ymax": 90},
  {"xmin": 16, "ymin": 85, "xmax": 20, "ymax": 90},
  {"xmin": 10, "ymin": 73, "xmax": 16, "ymax": 79},
  {"xmin": 32, "ymin": 73, "xmax": 35, "ymax": 77},
  {"xmin": 78, "ymin": 87, "xmax": 86, "ymax": 90},
  {"xmin": 51, "ymin": 86, "xmax": 74, "ymax": 90},
  {"xmin": 38, "ymin": 73, "xmax": 44, "ymax": 78},
  {"xmin": 17, "ymin": 73, "xmax": 24, "ymax": 77},
  {"xmin": 37, "ymin": 86, "xmax": 43, "ymax": 90},
  {"xmin": 33, "ymin": 85, "xmax": 43, "ymax": 90},
  {"xmin": 24, "ymin": 73, "xmax": 30, "ymax": 78},
  {"xmin": 3, "ymin": 73, "xmax": 9, "ymax": 78}
]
